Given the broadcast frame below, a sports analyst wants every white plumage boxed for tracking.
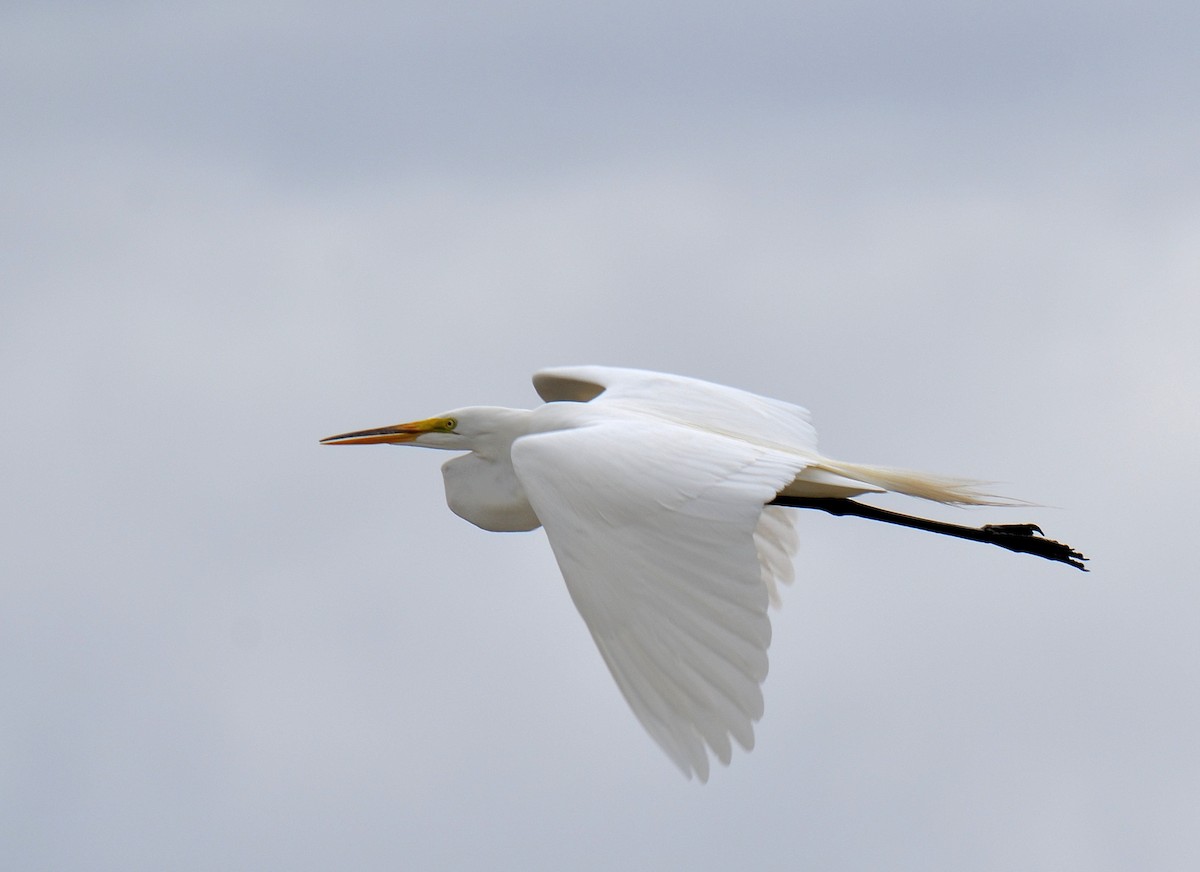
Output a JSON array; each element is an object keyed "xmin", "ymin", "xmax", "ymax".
[{"xmin": 322, "ymin": 366, "xmax": 1003, "ymax": 780}]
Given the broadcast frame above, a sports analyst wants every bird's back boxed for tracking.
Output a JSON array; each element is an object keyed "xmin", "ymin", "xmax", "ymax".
[{"xmin": 533, "ymin": 366, "xmax": 821, "ymax": 457}]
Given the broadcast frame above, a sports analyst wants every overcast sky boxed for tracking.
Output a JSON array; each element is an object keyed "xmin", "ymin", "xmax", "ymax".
[{"xmin": 3, "ymin": 2, "xmax": 1199, "ymax": 869}]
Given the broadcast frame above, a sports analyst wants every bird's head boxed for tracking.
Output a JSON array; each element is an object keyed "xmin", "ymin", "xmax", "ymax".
[{"xmin": 320, "ymin": 406, "xmax": 529, "ymax": 452}]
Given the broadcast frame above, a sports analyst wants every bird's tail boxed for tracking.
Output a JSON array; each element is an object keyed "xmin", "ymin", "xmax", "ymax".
[{"xmin": 811, "ymin": 459, "xmax": 1021, "ymax": 507}]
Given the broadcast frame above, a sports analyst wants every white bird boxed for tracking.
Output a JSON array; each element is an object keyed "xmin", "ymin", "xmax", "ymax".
[{"xmin": 321, "ymin": 365, "xmax": 1085, "ymax": 781}]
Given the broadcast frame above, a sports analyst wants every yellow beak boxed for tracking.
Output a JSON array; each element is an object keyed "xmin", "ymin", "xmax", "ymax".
[{"xmin": 320, "ymin": 417, "xmax": 445, "ymax": 446}]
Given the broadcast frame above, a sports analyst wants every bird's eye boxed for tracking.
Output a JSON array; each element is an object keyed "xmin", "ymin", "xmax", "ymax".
[{"xmin": 443, "ymin": 418, "xmax": 457, "ymax": 431}]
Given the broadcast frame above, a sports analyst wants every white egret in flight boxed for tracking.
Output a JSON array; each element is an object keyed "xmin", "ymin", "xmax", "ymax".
[{"xmin": 322, "ymin": 366, "xmax": 1085, "ymax": 781}]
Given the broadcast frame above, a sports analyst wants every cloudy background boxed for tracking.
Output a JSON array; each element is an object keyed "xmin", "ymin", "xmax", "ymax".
[{"xmin": 4, "ymin": 2, "xmax": 1198, "ymax": 869}]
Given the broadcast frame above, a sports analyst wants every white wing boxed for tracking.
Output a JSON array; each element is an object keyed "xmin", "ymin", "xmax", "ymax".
[
  {"xmin": 510, "ymin": 416, "xmax": 808, "ymax": 781},
  {"xmin": 534, "ymin": 365, "xmax": 951, "ymax": 502},
  {"xmin": 756, "ymin": 505, "xmax": 799, "ymax": 609},
  {"xmin": 533, "ymin": 365, "xmax": 820, "ymax": 456}
]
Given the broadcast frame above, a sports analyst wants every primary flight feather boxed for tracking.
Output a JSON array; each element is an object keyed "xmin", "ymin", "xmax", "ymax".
[{"xmin": 321, "ymin": 365, "xmax": 1080, "ymax": 781}]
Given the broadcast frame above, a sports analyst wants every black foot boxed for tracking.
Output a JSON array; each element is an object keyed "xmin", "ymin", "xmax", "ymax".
[
  {"xmin": 980, "ymin": 523, "xmax": 1088, "ymax": 571},
  {"xmin": 982, "ymin": 523, "xmax": 1043, "ymax": 537}
]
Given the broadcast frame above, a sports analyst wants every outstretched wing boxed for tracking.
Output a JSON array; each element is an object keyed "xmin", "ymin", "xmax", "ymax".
[
  {"xmin": 510, "ymin": 417, "xmax": 808, "ymax": 781},
  {"xmin": 532, "ymin": 365, "xmax": 820, "ymax": 456},
  {"xmin": 534, "ymin": 365, "xmax": 902, "ymax": 500}
]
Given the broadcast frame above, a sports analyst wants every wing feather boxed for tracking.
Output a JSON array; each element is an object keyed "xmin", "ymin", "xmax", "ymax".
[
  {"xmin": 533, "ymin": 365, "xmax": 820, "ymax": 456},
  {"xmin": 510, "ymin": 416, "xmax": 807, "ymax": 780},
  {"xmin": 756, "ymin": 506, "xmax": 800, "ymax": 608}
]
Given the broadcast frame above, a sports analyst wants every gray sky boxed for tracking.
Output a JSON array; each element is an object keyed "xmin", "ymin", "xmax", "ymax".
[{"xmin": 3, "ymin": 2, "xmax": 1198, "ymax": 869}]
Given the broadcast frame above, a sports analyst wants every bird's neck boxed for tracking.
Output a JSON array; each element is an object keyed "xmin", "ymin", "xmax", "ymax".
[{"xmin": 472, "ymin": 407, "xmax": 535, "ymax": 460}]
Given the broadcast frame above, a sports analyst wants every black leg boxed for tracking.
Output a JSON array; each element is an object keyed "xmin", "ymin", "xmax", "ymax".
[{"xmin": 769, "ymin": 496, "xmax": 1088, "ymax": 571}]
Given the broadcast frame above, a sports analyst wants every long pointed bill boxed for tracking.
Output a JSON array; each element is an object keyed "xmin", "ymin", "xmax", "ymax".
[{"xmin": 320, "ymin": 417, "xmax": 445, "ymax": 445}]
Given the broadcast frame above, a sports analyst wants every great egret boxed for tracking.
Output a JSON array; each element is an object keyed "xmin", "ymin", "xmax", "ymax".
[{"xmin": 321, "ymin": 365, "xmax": 1085, "ymax": 781}]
